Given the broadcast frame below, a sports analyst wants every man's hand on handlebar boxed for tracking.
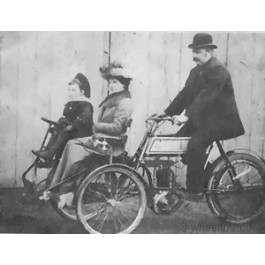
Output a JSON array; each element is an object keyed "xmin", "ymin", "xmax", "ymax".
[
  {"xmin": 146, "ymin": 113, "xmax": 173, "ymax": 126},
  {"xmin": 149, "ymin": 113, "xmax": 188, "ymax": 125},
  {"xmin": 172, "ymin": 115, "xmax": 189, "ymax": 125}
]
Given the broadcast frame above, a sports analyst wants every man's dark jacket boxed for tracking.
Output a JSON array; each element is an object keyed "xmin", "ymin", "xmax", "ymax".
[{"xmin": 165, "ymin": 57, "xmax": 245, "ymax": 140}]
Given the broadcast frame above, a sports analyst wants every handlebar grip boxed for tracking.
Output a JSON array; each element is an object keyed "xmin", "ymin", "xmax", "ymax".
[
  {"xmin": 147, "ymin": 117, "xmax": 172, "ymax": 122},
  {"xmin": 41, "ymin": 117, "xmax": 59, "ymax": 126}
]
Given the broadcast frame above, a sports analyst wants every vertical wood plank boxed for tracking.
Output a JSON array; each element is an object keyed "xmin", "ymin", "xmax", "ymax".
[
  {"xmin": 225, "ymin": 32, "xmax": 255, "ymax": 152},
  {"xmin": 15, "ymin": 32, "xmax": 40, "ymax": 185},
  {"xmin": 110, "ymin": 32, "xmax": 185, "ymax": 153},
  {"xmin": 110, "ymin": 31, "xmax": 152, "ymax": 154},
  {"xmin": 0, "ymin": 32, "xmax": 20, "ymax": 186},
  {"xmin": 0, "ymin": 32, "xmax": 106, "ymax": 186},
  {"xmin": 249, "ymin": 33, "xmax": 265, "ymax": 156}
]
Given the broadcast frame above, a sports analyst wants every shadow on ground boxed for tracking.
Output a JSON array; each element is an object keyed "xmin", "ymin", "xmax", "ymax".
[{"xmin": 1, "ymin": 188, "xmax": 265, "ymax": 234}]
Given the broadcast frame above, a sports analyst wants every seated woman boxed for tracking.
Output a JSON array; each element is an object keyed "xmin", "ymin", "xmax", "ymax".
[
  {"xmin": 45, "ymin": 62, "xmax": 133, "ymax": 208},
  {"xmin": 33, "ymin": 73, "xmax": 93, "ymax": 161}
]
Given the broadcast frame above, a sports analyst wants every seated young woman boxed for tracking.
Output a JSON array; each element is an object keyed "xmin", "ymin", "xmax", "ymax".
[{"xmin": 44, "ymin": 62, "xmax": 134, "ymax": 208}]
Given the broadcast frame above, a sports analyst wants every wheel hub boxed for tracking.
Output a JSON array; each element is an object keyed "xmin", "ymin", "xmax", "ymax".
[{"xmin": 107, "ymin": 198, "xmax": 121, "ymax": 207}]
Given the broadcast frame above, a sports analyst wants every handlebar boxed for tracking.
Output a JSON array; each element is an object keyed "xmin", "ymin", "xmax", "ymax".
[
  {"xmin": 146, "ymin": 116, "xmax": 173, "ymax": 123},
  {"xmin": 148, "ymin": 117, "xmax": 173, "ymax": 122},
  {"xmin": 145, "ymin": 115, "xmax": 189, "ymax": 130},
  {"xmin": 146, "ymin": 115, "xmax": 188, "ymax": 125},
  {"xmin": 41, "ymin": 117, "xmax": 59, "ymax": 127}
]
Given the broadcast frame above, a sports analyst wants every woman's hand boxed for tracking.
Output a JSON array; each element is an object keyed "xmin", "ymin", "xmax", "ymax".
[
  {"xmin": 91, "ymin": 134, "xmax": 100, "ymax": 147},
  {"xmin": 64, "ymin": 125, "xmax": 73, "ymax": 132}
]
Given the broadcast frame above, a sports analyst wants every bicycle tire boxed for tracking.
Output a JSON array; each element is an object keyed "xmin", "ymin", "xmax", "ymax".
[
  {"xmin": 207, "ymin": 153, "xmax": 265, "ymax": 224},
  {"xmin": 76, "ymin": 164, "xmax": 147, "ymax": 234}
]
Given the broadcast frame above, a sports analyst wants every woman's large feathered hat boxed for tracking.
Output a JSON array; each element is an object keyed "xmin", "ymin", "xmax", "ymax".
[{"xmin": 99, "ymin": 62, "xmax": 133, "ymax": 87}]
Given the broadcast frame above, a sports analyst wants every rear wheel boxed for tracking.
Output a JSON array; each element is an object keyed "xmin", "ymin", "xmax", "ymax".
[
  {"xmin": 207, "ymin": 153, "xmax": 265, "ymax": 224},
  {"xmin": 76, "ymin": 165, "xmax": 147, "ymax": 234}
]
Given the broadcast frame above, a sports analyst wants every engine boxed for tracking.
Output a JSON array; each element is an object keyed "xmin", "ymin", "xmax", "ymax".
[{"xmin": 144, "ymin": 156, "xmax": 185, "ymax": 215}]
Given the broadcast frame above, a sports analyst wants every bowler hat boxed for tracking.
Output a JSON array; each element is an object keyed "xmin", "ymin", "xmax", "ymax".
[
  {"xmin": 99, "ymin": 61, "xmax": 132, "ymax": 87},
  {"xmin": 69, "ymin": 73, "xmax": 91, "ymax": 98},
  {"xmin": 188, "ymin": 33, "xmax": 217, "ymax": 49}
]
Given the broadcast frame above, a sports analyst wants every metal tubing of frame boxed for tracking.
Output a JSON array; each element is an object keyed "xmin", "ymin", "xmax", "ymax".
[
  {"xmin": 40, "ymin": 125, "xmax": 52, "ymax": 150},
  {"xmin": 215, "ymin": 141, "xmax": 242, "ymax": 188}
]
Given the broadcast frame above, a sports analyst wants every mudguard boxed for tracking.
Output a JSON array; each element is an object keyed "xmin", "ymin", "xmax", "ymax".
[
  {"xmin": 204, "ymin": 148, "xmax": 265, "ymax": 185},
  {"xmin": 226, "ymin": 148, "xmax": 265, "ymax": 164}
]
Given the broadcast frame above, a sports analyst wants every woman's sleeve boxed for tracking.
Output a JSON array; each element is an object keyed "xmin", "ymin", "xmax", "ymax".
[{"xmin": 94, "ymin": 98, "xmax": 133, "ymax": 136}]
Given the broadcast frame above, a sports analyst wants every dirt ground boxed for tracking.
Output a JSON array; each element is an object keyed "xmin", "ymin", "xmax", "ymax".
[{"xmin": 0, "ymin": 188, "xmax": 265, "ymax": 234}]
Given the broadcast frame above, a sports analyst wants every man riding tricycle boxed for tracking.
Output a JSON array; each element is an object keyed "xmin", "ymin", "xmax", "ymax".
[{"xmin": 22, "ymin": 33, "xmax": 265, "ymax": 234}]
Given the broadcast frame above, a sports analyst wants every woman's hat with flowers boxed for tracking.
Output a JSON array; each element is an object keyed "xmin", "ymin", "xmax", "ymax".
[{"xmin": 99, "ymin": 61, "xmax": 133, "ymax": 83}]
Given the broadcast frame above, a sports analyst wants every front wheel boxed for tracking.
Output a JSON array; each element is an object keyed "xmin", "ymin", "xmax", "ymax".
[
  {"xmin": 76, "ymin": 165, "xmax": 147, "ymax": 234},
  {"xmin": 207, "ymin": 153, "xmax": 265, "ymax": 224}
]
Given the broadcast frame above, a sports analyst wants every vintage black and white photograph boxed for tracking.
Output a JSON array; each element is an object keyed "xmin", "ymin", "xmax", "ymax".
[{"xmin": 1, "ymin": 31, "xmax": 265, "ymax": 234}]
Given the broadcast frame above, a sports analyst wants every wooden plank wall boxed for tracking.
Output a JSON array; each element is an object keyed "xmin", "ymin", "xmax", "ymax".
[
  {"xmin": 110, "ymin": 32, "xmax": 265, "ymax": 160},
  {"xmin": 1, "ymin": 31, "xmax": 265, "ymax": 187},
  {"xmin": 0, "ymin": 32, "xmax": 107, "ymax": 187}
]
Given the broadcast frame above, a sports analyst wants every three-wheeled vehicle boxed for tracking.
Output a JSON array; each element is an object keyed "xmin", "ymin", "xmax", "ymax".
[{"xmin": 22, "ymin": 116, "xmax": 265, "ymax": 233}]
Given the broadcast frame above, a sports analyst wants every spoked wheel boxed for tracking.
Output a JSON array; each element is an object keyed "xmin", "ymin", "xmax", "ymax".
[
  {"xmin": 76, "ymin": 165, "xmax": 147, "ymax": 234},
  {"xmin": 207, "ymin": 153, "xmax": 265, "ymax": 224}
]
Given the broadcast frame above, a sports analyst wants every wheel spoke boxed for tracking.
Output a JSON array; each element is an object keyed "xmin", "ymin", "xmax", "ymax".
[
  {"xmin": 86, "ymin": 185, "xmax": 107, "ymax": 202},
  {"xmin": 83, "ymin": 202, "xmax": 107, "ymax": 221},
  {"xmin": 117, "ymin": 178, "xmax": 132, "ymax": 194},
  {"xmin": 114, "ymin": 214, "xmax": 126, "ymax": 232},
  {"xmin": 91, "ymin": 178, "xmax": 110, "ymax": 201},
  {"xmin": 95, "ymin": 174, "xmax": 111, "ymax": 197},
  {"xmin": 117, "ymin": 174, "xmax": 127, "ymax": 190},
  {"xmin": 96, "ymin": 210, "xmax": 110, "ymax": 233},
  {"xmin": 118, "ymin": 183, "xmax": 138, "ymax": 201},
  {"xmin": 90, "ymin": 207, "xmax": 107, "ymax": 228},
  {"xmin": 117, "ymin": 179, "xmax": 134, "ymax": 197},
  {"xmin": 113, "ymin": 216, "xmax": 119, "ymax": 234},
  {"xmin": 104, "ymin": 172, "xmax": 118, "ymax": 198},
  {"xmin": 118, "ymin": 208, "xmax": 135, "ymax": 223},
  {"xmin": 111, "ymin": 172, "xmax": 118, "ymax": 197}
]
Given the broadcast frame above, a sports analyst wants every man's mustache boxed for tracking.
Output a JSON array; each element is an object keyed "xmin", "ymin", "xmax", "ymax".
[{"xmin": 193, "ymin": 57, "xmax": 200, "ymax": 62}]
